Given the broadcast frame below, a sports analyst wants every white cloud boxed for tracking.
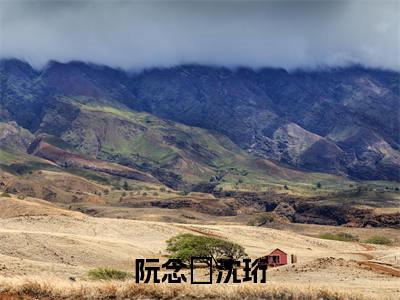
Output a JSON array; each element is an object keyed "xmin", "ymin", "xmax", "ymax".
[{"xmin": 0, "ymin": 0, "xmax": 399, "ymax": 70}]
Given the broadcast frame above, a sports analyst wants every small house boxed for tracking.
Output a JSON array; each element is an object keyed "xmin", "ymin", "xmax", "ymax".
[{"xmin": 258, "ymin": 248, "xmax": 289, "ymax": 267}]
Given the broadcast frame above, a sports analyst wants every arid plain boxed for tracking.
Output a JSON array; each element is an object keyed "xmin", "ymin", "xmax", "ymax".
[{"xmin": 0, "ymin": 195, "xmax": 399, "ymax": 299}]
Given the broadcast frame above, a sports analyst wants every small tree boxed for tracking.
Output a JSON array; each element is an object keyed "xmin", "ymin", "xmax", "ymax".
[
  {"xmin": 123, "ymin": 181, "xmax": 130, "ymax": 191},
  {"xmin": 316, "ymin": 182, "xmax": 322, "ymax": 189},
  {"xmin": 179, "ymin": 190, "xmax": 189, "ymax": 196},
  {"xmin": 166, "ymin": 233, "xmax": 247, "ymax": 267}
]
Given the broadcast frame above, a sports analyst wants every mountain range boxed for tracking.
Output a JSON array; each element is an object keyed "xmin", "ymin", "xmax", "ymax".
[{"xmin": 0, "ymin": 58, "xmax": 399, "ymax": 187}]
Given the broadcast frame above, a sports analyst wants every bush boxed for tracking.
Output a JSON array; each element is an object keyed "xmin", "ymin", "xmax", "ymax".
[
  {"xmin": 122, "ymin": 181, "xmax": 133, "ymax": 191},
  {"xmin": 247, "ymin": 213, "xmax": 275, "ymax": 226},
  {"xmin": 365, "ymin": 235, "xmax": 392, "ymax": 245},
  {"xmin": 319, "ymin": 232, "xmax": 358, "ymax": 242},
  {"xmin": 166, "ymin": 233, "xmax": 247, "ymax": 266},
  {"xmin": 0, "ymin": 192, "xmax": 11, "ymax": 197},
  {"xmin": 87, "ymin": 268, "xmax": 130, "ymax": 281}
]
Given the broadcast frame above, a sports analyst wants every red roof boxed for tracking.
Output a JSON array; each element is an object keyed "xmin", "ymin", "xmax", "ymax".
[{"xmin": 268, "ymin": 248, "xmax": 287, "ymax": 256}]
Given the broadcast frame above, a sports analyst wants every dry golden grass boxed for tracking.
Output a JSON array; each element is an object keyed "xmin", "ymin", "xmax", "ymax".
[
  {"xmin": 0, "ymin": 196, "xmax": 399, "ymax": 299},
  {"xmin": 0, "ymin": 196, "xmax": 84, "ymax": 219},
  {"xmin": 0, "ymin": 278, "xmax": 373, "ymax": 300}
]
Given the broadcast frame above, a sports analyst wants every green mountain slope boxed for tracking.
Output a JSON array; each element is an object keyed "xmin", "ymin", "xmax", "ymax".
[{"xmin": 33, "ymin": 98, "xmax": 350, "ymax": 190}]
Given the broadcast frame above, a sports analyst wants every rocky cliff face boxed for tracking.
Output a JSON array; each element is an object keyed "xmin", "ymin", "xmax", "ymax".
[
  {"xmin": 0, "ymin": 122, "xmax": 34, "ymax": 151},
  {"xmin": 131, "ymin": 66, "xmax": 399, "ymax": 180},
  {"xmin": 1, "ymin": 59, "xmax": 399, "ymax": 181}
]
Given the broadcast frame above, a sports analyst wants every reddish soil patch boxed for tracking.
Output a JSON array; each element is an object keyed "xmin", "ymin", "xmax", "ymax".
[{"xmin": 359, "ymin": 261, "xmax": 400, "ymax": 277}]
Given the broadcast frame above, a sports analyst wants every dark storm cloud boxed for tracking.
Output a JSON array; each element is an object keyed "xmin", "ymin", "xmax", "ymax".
[{"xmin": 0, "ymin": 0, "xmax": 399, "ymax": 70}]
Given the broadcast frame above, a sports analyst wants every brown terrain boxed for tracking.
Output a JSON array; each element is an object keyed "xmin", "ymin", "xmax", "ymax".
[
  {"xmin": 27, "ymin": 138, "xmax": 157, "ymax": 183},
  {"xmin": 0, "ymin": 114, "xmax": 399, "ymax": 299},
  {"xmin": 0, "ymin": 193, "xmax": 398, "ymax": 299}
]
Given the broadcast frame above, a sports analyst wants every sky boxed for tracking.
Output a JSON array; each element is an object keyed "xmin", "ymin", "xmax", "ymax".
[{"xmin": 0, "ymin": 0, "xmax": 399, "ymax": 71}]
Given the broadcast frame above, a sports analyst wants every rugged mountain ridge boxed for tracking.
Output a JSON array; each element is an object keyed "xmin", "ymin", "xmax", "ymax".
[{"xmin": 1, "ymin": 59, "xmax": 399, "ymax": 181}]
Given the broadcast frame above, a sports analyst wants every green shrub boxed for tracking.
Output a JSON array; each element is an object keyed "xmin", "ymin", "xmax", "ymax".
[
  {"xmin": 87, "ymin": 268, "xmax": 130, "ymax": 281},
  {"xmin": 365, "ymin": 235, "xmax": 392, "ymax": 245},
  {"xmin": 166, "ymin": 233, "xmax": 247, "ymax": 266},
  {"xmin": 122, "ymin": 181, "xmax": 133, "ymax": 191},
  {"xmin": 319, "ymin": 232, "xmax": 358, "ymax": 242},
  {"xmin": 0, "ymin": 192, "xmax": 11, "ymax": 198},
  {"xmin": 247, "ymin": 213, "xmax": 275, "ymax": 226}
]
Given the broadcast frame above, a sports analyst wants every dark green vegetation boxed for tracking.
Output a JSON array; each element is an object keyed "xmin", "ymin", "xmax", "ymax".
[
  {"xmin": 87, "ymin": 268, "xmax": 131, "ymax": 281},
  {"xmin": 319, "ymin": 232, "xmax": 359, "ymax": 242},
  {"xmin": 0, "ymin": 148, "xmax": 59, "ymax": 176},
  {"xmin": 364, "ymin": 235, "xmax": 392, "ymax": 245},
  {"xmin": 166, "ymin": 233, "xmax": 247, "ymax": 266}
]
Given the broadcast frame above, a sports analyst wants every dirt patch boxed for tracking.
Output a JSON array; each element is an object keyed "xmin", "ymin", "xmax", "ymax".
[
  {"xmin": 349, "ymin": 252, "xmax": 374, "ymax": 260},
  {"xmin": 358, "ymin": 243, "xmax": 376, "ymax": 251},
  {"xmin": 175, "ymin": 225, "xmax": 223, "ymax": 238},
  {"xmin": 359, "ymin": 261, "xmax": 400, "ymax": 277}
]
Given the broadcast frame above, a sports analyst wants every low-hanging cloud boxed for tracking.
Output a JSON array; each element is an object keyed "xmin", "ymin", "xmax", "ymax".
[{"xmin": 0, "ymin": 0, "xmax": 399, "ymax": 71}]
